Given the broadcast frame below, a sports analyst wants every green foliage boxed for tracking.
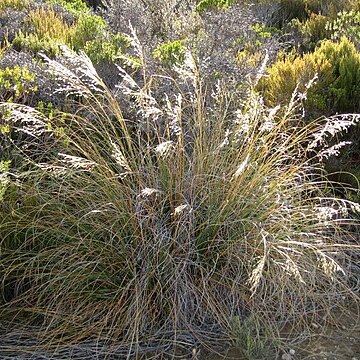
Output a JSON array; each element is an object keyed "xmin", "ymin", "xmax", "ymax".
[
  {"xmin": 271, "ymin": 0, "xmax": 318, "ymax": 27},
  {"xmin": 0, "ymin": 0, "xmax": 30, "ymax": 11},
  {"xmin": 83, "ymin": 33, "xmax": 131, "ymax": 63},
  {"xmin": 13, "ymin": 31, "xmax": 61, "ymax": 58},
  {"xmin": 316, "ymin": 37, "xmax": 360, "ymax": 112},
  {"xmin": 45, "ymin": 0, "xmax": 90, "ymax": 14},
  {"xmin": 9, "ymin": 3, "xmax": 130, "ymax": 64},
  {"xmin": 70, "ymin": 13, "xmax": 131, "ymax": 63},
  {"xmin": 153, "ymin": 39, "xmax": 187, "ymax": 67},
  {"xmin": 70, "ymin": 12, "xmax": 107, "ymax": 50},
  {"xmin": 231, "ymin": 315, "xmax": 269, "ymax": 359},
  {"xmin": 25, "ymin": 7, "xmax": 73, "ymax": 46},
  {"xmin": 260, "ymin": 37, "xmax": 360, "ymax": 114},
  {"xmin": 0, "ymin": 65, "xmax": 38, "ymax": 101},
  {"xmin": 37, "ymin": 100, "xmax": 55, "ymax": 118},
  {"xmin": 250, "ymin": 23, "xmax": 276, "ymax": 39},
  {"xmin": 196, "ymin": 0, "xmax": 239, "ymax": 13},
  {"xmin": 290, "ymin": 12, "xmax": 330, "ymax": 49},
  {"xmin": 0, "ymin": 160, "xmax": 11, "ymax": 202},
  {"xmin": 326, "ymin": 10, "xmax": 360, "ymax": 46},
  {"xmin": 38, "ymin": 101, "xmax": 69, "ymax": 141},
  {"xmin": 270, "ymin": 0, "xmax": 360, "ymax": 28},
  {"xmin": 259, "ymin": 48, "xmax": 333, "ymax": 112},
  {"xmin": 243, "ymin": 23, "xmax": 281, "ymax": 51},
  {"xmin": 13, "ymin": 7, "xmax": 72, "ymax": 57}
]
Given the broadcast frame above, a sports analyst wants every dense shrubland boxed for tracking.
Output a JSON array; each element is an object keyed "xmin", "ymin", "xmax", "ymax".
[{"xmin": 0, "ymin": 0, "xmax": 359, "ymax": 359}]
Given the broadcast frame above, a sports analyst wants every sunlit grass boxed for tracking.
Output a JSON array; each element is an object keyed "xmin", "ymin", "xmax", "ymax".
[{"xmin": 0, "ymin": 46, "xmax": 359, "ymax": 358}]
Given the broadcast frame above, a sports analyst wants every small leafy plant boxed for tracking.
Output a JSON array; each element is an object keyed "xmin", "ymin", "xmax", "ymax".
[
  {"xmin": 0, "ymin": 65, "xmax": 37, "ymax": 102},
  {"xmin": 326, "ymin": 10, "xmax": 360, "ymax": 46},
  {"xmin": 196, "ymin": 0, "xmax": 239, "ymax": 13},
  {"xmin": 45, "ymin": 0, "xmax": 90, "ymax": 13},
  {"xmin": 153, "ymin": 39, "xmax": 187, "ymax": 67}
]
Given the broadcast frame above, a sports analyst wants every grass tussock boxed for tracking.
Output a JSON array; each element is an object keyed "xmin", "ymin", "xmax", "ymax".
[{"xmin": 0, "ymin": 44, "xmax": 359, "ymax": 359}]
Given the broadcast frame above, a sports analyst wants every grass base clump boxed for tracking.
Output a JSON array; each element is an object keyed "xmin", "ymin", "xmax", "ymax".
[{"xmin": 0, "ymin": 45, "xmax": 359, "ymax": 359}]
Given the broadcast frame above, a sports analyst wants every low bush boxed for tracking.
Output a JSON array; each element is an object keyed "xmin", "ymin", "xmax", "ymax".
[
  {"xmin": 326, "ymin": 10, "xmax": 360, "ymax": 47},
  {"xmin": 45, "ymin": 0, "xmax": 90, "ymax": 13},
  {"xmin": 258, "ymin": 48, "xmax": 332, "ymax": 113},
  {"xmin": 69, "ymin": 11, "xmax": 107, "ymax": 50},
  {"xmin": 0, "ymin": 65, "xmax": 37, "ymax": 102},
  {"xmin": 28, "ymin": 7, "xmax": 72, "ymax": 41},
  {"xmin": 13, "ymin": 30, "xmax": 62, "ymax": 58},
  {"xmin": 266, "ymin": 0, "xmax": 360, "ymax": 28},
  {"xmin": 153, "ymin": 39, "xmax": 187, "ymax": 67},
  {"xmin": 260, "ymin": 37, "xmax": 360, "ymax": 115},
  {"xmin": 290, "ymin": 12, "xmax": 330, "ymax": 50},
  {"xmin": 196, "ymin": 0, "xmax": 239, "ymax": 13},
  {"xmin": 0, "ymin": 0, "xmax": 30, "ymax": 11},
  {"xmin": 9, "ymin": 1, "xmax": 131, "ymax": 64},
  {"xmin": 0, "ymin": 46, "xmax": 359, "ymax": 358}
]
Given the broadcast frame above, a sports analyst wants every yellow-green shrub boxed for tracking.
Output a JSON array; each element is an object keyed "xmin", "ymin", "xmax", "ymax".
[
  {"xmin": 326, "ymin": 10, "xmax": 360, "ymax": 46},
  {"xmin": 196, "ymin": 0, "xmax": 239, "ymax": 13},
  {"xmin": 317, "ymin": 37, "xmax": 360, "ymax": 111},
  {"xmin": 0, "ymin": 65, "xmax": 37, "ymax": 102},
  {"xmin": 11, "ymin": 4, "xmax": 130, "ymax": 64},
  {"xmin": 27, "ymin": 7, "xmax": 73, "ymax": 43},
  {"xmin": 13, "ymin": 31, "xmax": 62, "ymax": 58},
  {"xmin": 290, "ymin": 12, "xmax": 330, "ymax": 49},
  {"xmin": 0, "ymin": 160, "xmax": 11, "ymax": 202},
  {"xmin": 260, "ymin": 37, "xmax": 360, "ymax": 114},
  {"xmin": 13, "ymin": 8, "xmax": 73, "ymax": 57},
  {"xmin": 45, "ymin": 0, "xmax": 90, "ymax": 13},
  {"xmin": 259, "ymin": 49, "xmax": 333, "ymax": 111},
  {"xmin": 83, "ymin": 33, "xmax": 130, "ymax": 63},
  {"xmin": 153, "ymin": 39, "xmax": 187, "ymax": 67},
  {"xmin": 69, "ymin": 12, "xmax": 107, "ymax": 50},
  {"xmin": 0, "ymin": 0, "xmax": 30, "ymax": 11},
  {"xmin": 269, "ymin": 0, "xmax": 360, "ymax": 28}
]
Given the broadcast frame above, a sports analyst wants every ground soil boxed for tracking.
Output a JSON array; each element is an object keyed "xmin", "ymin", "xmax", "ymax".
[{"xmin": 203, "ymin": 303, "xmax": 359, "ymax": 360}]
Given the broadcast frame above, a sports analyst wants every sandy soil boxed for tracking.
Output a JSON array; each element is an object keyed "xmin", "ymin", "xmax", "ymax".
[{"xmin": 202, "ymin": 303, "xmax": 359, "ymax": 360}]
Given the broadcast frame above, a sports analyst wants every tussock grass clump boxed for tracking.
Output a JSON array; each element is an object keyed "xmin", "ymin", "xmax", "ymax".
[{"xmin": 0, "ymin": 45, "xmax": 359, "ymax": 358}]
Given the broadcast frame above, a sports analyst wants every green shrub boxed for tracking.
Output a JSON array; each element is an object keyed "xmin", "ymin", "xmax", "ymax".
[
  {"xmin": 83, "ymin": 36, "xmax": 124, "ymax": 63},
  {"xmin": 268, "ymin": 0, "xmax": 360, "ymax": 28},
  {"xmin": 0, "ymin": 65, "xmax": 38, "ymax": 102},
  {"xmin": 45, "ymin": 0, "xmax": 90, "ymax": 14},
  {"xmin": 70, "ymin": 12, "xmax": 107, "ymax": 50},
  {"xmin": 326, "ymin": 10, "xmax": 360, "ymax": 46},
  {"xmin": 259, "ymin": 48, "xmax": 333, "ymax": 112},
  {"xmin": 13, "ymin": 7, "xmax": 72, "ymax": 57},
  {"xmin": 153, "ymin": 39, "xmax": 187, "ymax": 67},
  {"xmin": 13, "ymin": 31, "xmax": 61, "ymax": 58},
  {"xmin": 10, "ymin": 3, "xmax": 130, "ymax": 64},
  {"xmin": 316, "ymin": 37, "xmax": 360, "ymax": 112},
  {"xmin": 270, "ymin": 0, "xmax": 319, "ymax": 28},
  {"xmin": 290, "ymin": 12, "xmax": 331, "ymax": 49},
  {"xmin": 0, "ymin": 0, "xmax": 30, "ymax": 11},
  {"xmin": 27, "ymin": 7, "xmax": 73, "ymax": 43},
  {"xmin": 196, "ymin": 0, "xmax": 239, "ymax": 13},
  {"xmin": 260, "ymin": 37, "xmax": 360, "ymax": 114}
]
